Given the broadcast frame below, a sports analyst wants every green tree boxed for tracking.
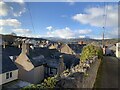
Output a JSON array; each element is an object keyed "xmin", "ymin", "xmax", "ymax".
[{"xmin": 80, "ymin": 44, "xmax": 103, "ymax": 62}]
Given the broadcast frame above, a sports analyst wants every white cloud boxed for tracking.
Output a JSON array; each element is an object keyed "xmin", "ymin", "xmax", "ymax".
[
  {"xmin": 47, "ymin": 27, "xmax": 74, "ymax": 38},
  {"xmin": 105, "ymin": 28, "xmax": 118, "ymax": 38},
  {"xmin": 10, "ymin": 0, "xmax": 25, "ymax": 4},
  {"xmin": 46, "ymin": 26, "xmax": 53, "ymax": 31},
  {"xmin": 77, "ymin": 29, "xmax": 92, "ymax": 34},
  {"xmin": 0, "ymin": 1, "xmax": 9, "ymax": 16},
  {"xmin": 0, "ymin": 1, "xmax": 26, "ymax": 17},
  {"xmin": 46, "ymin": 27, "xmax": 92, "ymax": 39},
  {"xmin": 13, "ymin": 7, "xmax": 26, "ymax": 17},
  {"xmin": 0, "ymin": 19, "xmax": 21, "ymax": 28},
  {"xmin": 0, "ymin": 27, "xmax": 4, "ymax": 33},
  {"xmin": 72, "ymin": 5, "xmax": 118, "ymax": 28},
  {"xmin": 79, "ymin": 35, "xmax": 86, "ymax": 38},
  {"xmin": 12, "ymin": 29, "xmax": 31, "ymax": 34},
  {"xmin": 67, "ymin": 0, "xmax": 75, "ymax": 5}
]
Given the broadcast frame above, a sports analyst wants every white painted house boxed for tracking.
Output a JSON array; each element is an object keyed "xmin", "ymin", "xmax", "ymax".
[
  {"xmin": 0, "ymin": 70, "xmax": 18, "ymax": 85},
  {"xmin": 0, "ymin": 45, "xmax": 21, "ymax": 85},
  {"xmin": 0, "ymin": 53, "xmax": 18, "ymax": 85},
  {"xmin": 116, "ymin": 43, "xmax": 120, "ymax": 59}
]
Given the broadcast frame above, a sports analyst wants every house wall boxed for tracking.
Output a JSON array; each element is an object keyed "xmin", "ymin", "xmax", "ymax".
[
  {"xmin": 17, "ymin": 65, "xmax": 44, "ymax": 84},
  {"xmin": 49, "ymin": 45, "xmax": 56, "ymax": 49},
  {"xmin": 33, "ymin": 65, "xmax": 44, "ymax": 83},
  {"xmin": 0, "ymin": 70, "xmax": 18, "ymax": 85},
  {"xmin": 15, "ymin": 53, "xmax": 34, "ymax": 71},
  {"xmin": 116, "ymin": 43, "xmax": 120, "ymax": 59},
  {"xmin": 60, "ymin": 45, "xmax": 74, "ymax": 55},
  {"xmin": 15, "ymin": 53, "xmax": 44, "ymax": 84}
]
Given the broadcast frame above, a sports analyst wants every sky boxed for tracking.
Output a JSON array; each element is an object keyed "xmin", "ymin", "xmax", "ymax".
[{"xmin": 0, "ymin": 0, "xmax": 118, "ymax": 39}]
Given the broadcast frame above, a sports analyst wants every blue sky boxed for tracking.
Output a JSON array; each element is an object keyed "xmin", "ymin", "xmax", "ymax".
[{"xmin": 0, "ymin": 1, "xmax": 118, "ymax": 39}]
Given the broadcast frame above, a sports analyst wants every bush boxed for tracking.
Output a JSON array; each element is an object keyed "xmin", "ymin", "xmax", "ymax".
[
  {"xmin": 22, "ymin": 76, "xmax": 58, "ymax": 89},
  {"xmin": 38, "ymin": 76, "xmax": 58, "ymax": 88},
  {"xmin": 80, "ymin": 44, "xmax": 103, "ymax": 62}
]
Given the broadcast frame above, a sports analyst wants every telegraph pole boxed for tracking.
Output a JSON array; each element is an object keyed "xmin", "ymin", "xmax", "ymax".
[{"xmin": 102, "ymin": 27, "xmax": 105, "ymax": 48}]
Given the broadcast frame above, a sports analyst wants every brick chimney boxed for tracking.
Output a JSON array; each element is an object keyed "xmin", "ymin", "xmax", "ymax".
[{"xmin": 22, "ymin": 42, "xmax": 30, "ymax": 55}]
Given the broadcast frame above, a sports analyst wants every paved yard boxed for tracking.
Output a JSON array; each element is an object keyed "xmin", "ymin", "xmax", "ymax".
[{"xmin": 94, "ymin": 56, "xmax": 120, "ymax": 88}]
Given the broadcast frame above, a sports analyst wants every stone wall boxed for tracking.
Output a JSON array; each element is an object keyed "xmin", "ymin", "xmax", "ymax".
[
  {"xmin": 56, "ymin": 57, "xmax": 101, "ymax": 88},
  {"xmin": 82, "ymin": 59, "xmax": 101, "ymax": 88}
]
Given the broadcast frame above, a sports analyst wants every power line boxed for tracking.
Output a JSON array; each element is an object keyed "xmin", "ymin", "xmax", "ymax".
[{"xmin": 26, "ymin": 2, "xmax": 35, "ymax": 35}]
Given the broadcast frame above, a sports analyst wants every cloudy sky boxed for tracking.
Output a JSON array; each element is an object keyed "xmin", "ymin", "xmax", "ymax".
[{"xmin": 0, "ymin": 1, "xmax": 118, "ymax": 39}]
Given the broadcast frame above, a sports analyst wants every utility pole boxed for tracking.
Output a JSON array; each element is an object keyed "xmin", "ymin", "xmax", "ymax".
[{"xmin": 102, "ymin": 27, "xmax": 105, "ymax": 48}]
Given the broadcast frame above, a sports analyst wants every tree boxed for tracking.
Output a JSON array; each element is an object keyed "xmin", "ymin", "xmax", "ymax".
[{"xmin": 80, "ymin": 44, "xmax": 103, "ymax": 62}]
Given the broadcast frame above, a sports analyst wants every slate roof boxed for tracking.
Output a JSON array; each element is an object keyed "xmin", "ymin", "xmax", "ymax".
[
  {"xmin": 27, "ymin": 55, "xmax": 46, "ymax": 67},
  {"xmin": 28, "ymin": 47, "xmax": 60, "ymax": 67},
  {"xmin": 1, "ymin": 46, "xmax": 21, "ymax": 74},
  {"xmin": 68, "ymin": 44, "xmax": 86, "ymax": 54},
  {"xmin": 45, "ymin": 58, "xmax": 59, "ymax": 68},
  {"xmin": 30, "ymin": 47, "xmax": 60, "ymax": 57},
  {"xmin": 62, "ymin": 54, "xmax": 80, "ymax": 69}
]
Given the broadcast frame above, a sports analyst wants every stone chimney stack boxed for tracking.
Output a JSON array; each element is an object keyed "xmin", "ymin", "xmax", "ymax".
[
  {"xmin": 3, "ymin": 42, "xmax": 6, "ymax": 49},
  {"xmin": 57, "ymin": 55, "xmax": 65, "ymax": 76},
  {"xmin": 3, "ymin": 43, "xmax": 6, "ymax": 49},
  {"xmin": 18, "ymin": 43, "xmax": 21, "ymax": 48},
  {"xmin": 22, "ymin": 42, "xmax": 30, "ymax": 55}
]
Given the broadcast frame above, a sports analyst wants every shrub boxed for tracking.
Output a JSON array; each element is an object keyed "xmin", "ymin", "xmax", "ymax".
[
  {"xmin": 80, "ymin": 44, "xmax": 103, "ymax": 62},
  {"xmin": 22, "ymin": 76, "xmax": 58, "ymax": 89},
  {"xmin": 38, "ymin": 76, "xmax": 58, "ymax": 88}
]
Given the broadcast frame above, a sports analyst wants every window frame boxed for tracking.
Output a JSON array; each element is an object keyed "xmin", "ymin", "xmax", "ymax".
[
  {"xmin": 10, "ymin": 72, "xmax": 12, "ymax": 78},
  {"xmin": 6, "ymin": 73, "xmax": 9, "ymax": 79}
]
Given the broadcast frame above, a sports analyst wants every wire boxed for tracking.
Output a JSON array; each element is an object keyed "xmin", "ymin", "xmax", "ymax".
[
  {"xmin": 103, "ymin": 2, "xmax": 108, "ymax": 34},
  {"xmin": 26, "ymin": 2, "xmax": 35, "ymax": 35}
]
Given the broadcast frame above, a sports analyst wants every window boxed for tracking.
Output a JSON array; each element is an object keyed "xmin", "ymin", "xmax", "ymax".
[
  {"xmin": 6, "ymin": 73, "xmax": 9, "ymax": 79},
  {"xmin": 10, "ymin": 72, "xmax": 12, "ymax": 78},
  {"xmin": 50, "ymin": 68, "xmax": 53, "ymax": 74},
  {"xmin": 50, "ymin": 68, "xmax": 57, "ymax": 75},
  {"xmin": 6, "ymin": 72, "xmax": 12, "ymax": 79}
]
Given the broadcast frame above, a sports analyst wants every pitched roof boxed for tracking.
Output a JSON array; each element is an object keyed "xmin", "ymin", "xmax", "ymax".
[
  {"xmin": 27, "ymin": 55, "xmax": 46, "ymax": 67},
  {"xmin": 2, "ymin": 46, "xmax": 21, "ymax": 56},
  {"xmin": 1, "ymin": 52, "xmax": 18, "ymax": 74},
  {"xmin": 29, "ymin": 47, "xmax": 59, "ymax": 58},
  {"xmin": 28, "ymin": 47, "xmax": 60, "ymax": 67},
  {"xmin": 1, "ymin": 46, "xmax": 20, "ymax": 74},
  {"xmin": 68, "ymin": 44, "xmax": 86, "ymax": 54}
]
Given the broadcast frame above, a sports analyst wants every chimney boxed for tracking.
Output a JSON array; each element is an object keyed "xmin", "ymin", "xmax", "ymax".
[
  {"xmin": 3, "ymin": 42, "xmax": 6, "ymax": 49},
  {"xmin": 22, "ymin": 42, "xmax": 30, "ymax": 55},
  {"xmin": 18, "ymin": 44, "xmax": 21, "ymax": 48},
  {"xmin": 3, "ymin": 43, "xmax": 6, "ymax": 49},
  {"xmin": 57, "ymin": 55, "xmax": 65, "ymax": 76}
]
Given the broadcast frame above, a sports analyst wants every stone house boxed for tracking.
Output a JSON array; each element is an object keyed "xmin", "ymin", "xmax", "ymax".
[
  {"xmin": 15, "ymin": 43, "xmax": 45, "ymax": 84},
  {"xmin": 58, "ymin": 44, "xmax": 75, "ymax": 55},
  {"xmin": 68, "ymin": 44, "xmax": 86, "ymax": 55}
]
